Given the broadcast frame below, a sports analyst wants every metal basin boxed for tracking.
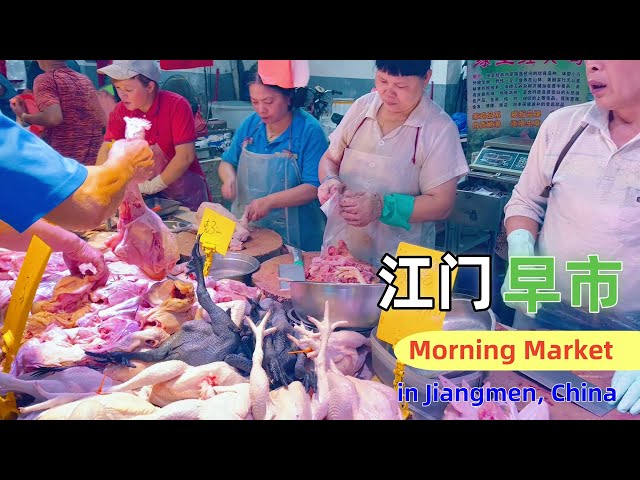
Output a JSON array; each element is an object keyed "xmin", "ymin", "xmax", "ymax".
[
  {"xmin": 289, "ymin": 281, "xmax": 386, "ymax": 330},
  {"xmin": 207, "ymin": 253, "xmax": 260, "ymax": 285},
  {"xmin": 370, "ymin": 295, "xmax": 497, "ymax": 419}
]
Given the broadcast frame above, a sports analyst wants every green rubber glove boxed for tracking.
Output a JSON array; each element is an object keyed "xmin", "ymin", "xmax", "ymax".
[{"xmin": 379, "ymin": 193, "xmax": 415, "ymax": 231}]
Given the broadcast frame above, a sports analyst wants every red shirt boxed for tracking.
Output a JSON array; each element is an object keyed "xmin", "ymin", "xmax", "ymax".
[{"xmin": 105, "ymin": 90, "xmax": 205, "ymax": 177}]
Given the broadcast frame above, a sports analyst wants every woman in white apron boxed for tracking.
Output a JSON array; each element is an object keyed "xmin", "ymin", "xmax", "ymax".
[
  {"xmin": 318, "ymin": 60, "xmax": 469, "ymax": 265},
  {"xmin": 218, "ymin": 63, "xmax": 327, "ymax": 251}
]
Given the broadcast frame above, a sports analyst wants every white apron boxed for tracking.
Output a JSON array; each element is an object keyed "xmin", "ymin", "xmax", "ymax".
[
  {"xmin": 331, "ymin": 118, "xmax": 431, "ymax": 265},
  {"xmin": 231, "ymin": 123, "xmax": 325, "ymax": 251}
]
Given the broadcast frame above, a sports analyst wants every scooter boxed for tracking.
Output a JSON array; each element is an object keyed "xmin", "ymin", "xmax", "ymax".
[{"xmin": 305, "ymin": 85, "xmax": 343, "ymax": 120}]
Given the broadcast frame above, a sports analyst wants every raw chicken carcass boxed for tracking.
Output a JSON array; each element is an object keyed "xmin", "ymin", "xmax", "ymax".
[
  {"xmin": 0, "ymin": 367, "xmax": 115, "ymax": 405},
  {"xmin": 131, "ymin": 383, "xmax": 252, "ymax": 420},
  {"xmin": 110, "ymin": 359, "xmax": 247, "ymax": 406},
  {"xmin": 106, "ymin": 184, "xmax": 179, "ymax": 280},
  {"xmin": 27, "ymin": 392, "xmax": 158, "ymax": 420},
  {"xmin": 248, "ymin": 304, "xmax": 339, "ymax": 420},
  {"xmin": 440, "ymin": 376, "xmax": 550, "ymax": 420},
  {"xmin": 139, "ymin": 279, "xmax": 196, "ymax": 333},
  {"xmin": 326, "ymin": 330, "xmax": 371, "ymax": 377}
]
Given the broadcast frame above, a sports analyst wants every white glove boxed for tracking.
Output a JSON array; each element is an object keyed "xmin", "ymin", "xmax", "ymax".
[
  {"xmin": 139, "ymin": 174, "xmax": 168, "ymax": 195},
  {"xmin": 501, "ymin": 229, "xmax": 536, "ymax": 318},
  {"xmin": 609, "ymin": 371, "xmax": 640, "ymax": 415}
]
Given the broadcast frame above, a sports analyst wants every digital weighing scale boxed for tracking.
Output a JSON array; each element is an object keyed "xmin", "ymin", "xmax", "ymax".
[{"xmin": 469, "ymin": 136, "xmax": 534, "ymax": 184}]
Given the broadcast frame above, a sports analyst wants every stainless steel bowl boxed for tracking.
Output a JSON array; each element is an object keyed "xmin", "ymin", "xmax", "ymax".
[
  {"xmin": 289, "ymin": 281, "xmax": 386, "ymax": 330},
  {"xmin": 207, "ymin": 252, "xmax": 260, "ymax": 284}
]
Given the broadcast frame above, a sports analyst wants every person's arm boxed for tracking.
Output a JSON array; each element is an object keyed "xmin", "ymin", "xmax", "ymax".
[
  {"xmin": 139, "ymin": 97, "xmax": 199, "ymax": 195},
  {"xmin": 26, "ymin": 74, "xmax": 63, "ymax": 127},
  {"xmin": 0, "ymin": 219, "xmax": 108, "ymax": 282},
  {"xmin": 96, "ymin": 105, "xmax": 126, "ymax": 166},
  {"xmin": 218, "ymin": 161, "xmax": 237, "ymax": 201},
  {"xmin": 22, "ymin": 103, "xmax": 62, "ymax": 128},
  {"xmin": 218, "ymin": 115, "xmax": 253, "ymax": 201},
  {"xmin": 317, "ymin": 98, "xmax": 368, "ymax": 204},
  {"xmin": 1, "ymin": 114, "xmax": 147, "ymax": 233},
  {"xmin": 45, "ymin": 139, "xmax": 154, "ymax": 231},
  {"xmin": 95, "ymin": 141, "xmax": 112, "ymax": 166},
  {"xmin": 505, "ymin": 216, "xmax": 539, "ymax": 240},
  {"xmin": 411, "ymin": 176, "xmax": 460, "ymax": 222},
  {"xmin": 265, "ymin": 184, "xmax": 318, "ymax": 209},
  {"xmin": 503, "ymin": 118, "xmax": 554, "ymax": 240},
  {"xmin": 157, "ymin": 142, "xmax": 196, "ymax": 186}
]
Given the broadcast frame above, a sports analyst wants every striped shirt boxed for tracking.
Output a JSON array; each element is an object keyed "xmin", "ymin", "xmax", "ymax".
[{"xmin": 34, "ymin": 67, "xmax": 106, "ymax": 165}]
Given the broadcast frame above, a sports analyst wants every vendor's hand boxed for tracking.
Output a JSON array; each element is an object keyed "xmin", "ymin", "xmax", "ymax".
[
  {"xmin": 63, "ymin": 241, "xmax": 109, "ymax": 286},
  {"xmin": 609, "ymin": 371, "xmax": 640, "ymax": 415},
  {"xmin": 139, "ymin": 175, "xmax": 168, "ymax": 195},
  {"xmin": 339, "ymin": 190, "xmax": 383, "ymax": 227},
  {"xmin": 9, "ymin": 97, "xmax": 26, "ymax": 118},
  {"xmin": 246, "ymin": 197, "xmax": 273, "ymax": 222},
  {"xmin": 104, "ymin": 139, "xmax": 154, "ymax": 183},
  {"xmin": 318, "ymin": 178, "xmax": 344, "ymax": 205},
  {"xmin": 221, "ymin": 181, "xmax": 237, "ymax": 201},
  {"xmin": 500, "ymin": 229, "xmax": 537, "ymax": 319}
]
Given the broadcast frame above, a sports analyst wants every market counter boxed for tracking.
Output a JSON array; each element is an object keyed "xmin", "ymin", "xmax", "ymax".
[
  {"xmin": 485, "ymin": 369, "xmax": 636, "ymax": 420},
  {"xmin": 484, "ymin": 323, "xmax": 638, "ymax": 420}
]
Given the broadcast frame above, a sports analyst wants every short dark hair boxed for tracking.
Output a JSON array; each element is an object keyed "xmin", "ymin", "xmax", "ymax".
[
  {"xmin": 245, "ymin": 69, "xmax": 306, "ymax": 110},
  {"xmin": 375, "ymin": 60, "xmax": 432, "ymax": 78}
]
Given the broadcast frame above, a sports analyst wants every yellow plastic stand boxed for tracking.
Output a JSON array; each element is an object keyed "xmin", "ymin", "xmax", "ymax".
[
  {"xmin": 0, "ymin": 235, "xmax": 52, "ymax": 420},
  {"xmin": 377, "ymin": 242, "xmax": 458, "ymax": 420}
]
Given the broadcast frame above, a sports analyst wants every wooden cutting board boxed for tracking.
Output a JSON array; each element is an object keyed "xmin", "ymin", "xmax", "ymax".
[
  {"xmin": 252, "ymin": 251, "xmax": 319, "ymax": 300},
  {"xmin": 175, "ymin": 226, "xmax": 284, "ymax": 262}
]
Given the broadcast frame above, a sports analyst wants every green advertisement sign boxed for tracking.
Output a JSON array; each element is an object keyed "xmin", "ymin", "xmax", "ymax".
[{"xmin": 466, "ymin": 60, "xmax": 591, "ymax": 157}]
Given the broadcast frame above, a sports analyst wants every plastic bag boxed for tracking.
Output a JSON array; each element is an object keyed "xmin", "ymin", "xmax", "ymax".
[
  {"xmin": 124, "ymin": 116, "xmax": 151, "ymax": 140},
  {"xmin": 320, "ymin": 193, "xmax": 348, "ymax": 253}
]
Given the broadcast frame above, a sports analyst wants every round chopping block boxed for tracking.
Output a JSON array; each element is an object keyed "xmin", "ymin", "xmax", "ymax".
[
  {"xmin": 252, "ymin": 251, "xmax": 319, "ymax": 300},
  {"xmin": 175, "ymin": 226, "xmax": 283, "ymax": 262}
]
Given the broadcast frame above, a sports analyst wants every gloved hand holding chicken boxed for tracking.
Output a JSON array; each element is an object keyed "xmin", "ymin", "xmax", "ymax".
[
  {"xmin": 0, "ymin": 219, "xmax": 109, "ymax": 285},
  {"xmin": 318, "ymin": 176, "xmax": 345, "ymax": 205},
  {"xmin": 339, "ymin": 190, "xmax": 383, "ymax": 227}
]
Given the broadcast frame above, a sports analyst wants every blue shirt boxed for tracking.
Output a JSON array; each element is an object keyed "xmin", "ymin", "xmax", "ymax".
[
  {"xmin": 222, "ymin": 108, "xmax": 327, "ymax": 187},
  {"xmin": 0, "ymin": 113, "xmax": 87, "ymax": 233}
]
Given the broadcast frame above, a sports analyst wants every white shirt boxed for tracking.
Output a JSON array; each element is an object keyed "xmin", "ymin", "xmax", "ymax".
[{"xmin": 505, "ymin": 101, "xmax": 640, "ymax": 315}]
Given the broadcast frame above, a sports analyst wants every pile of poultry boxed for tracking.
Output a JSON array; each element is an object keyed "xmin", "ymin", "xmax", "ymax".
[{"xmin": 1, "ymin": 230, "xmax": 399, "ymax": 420}]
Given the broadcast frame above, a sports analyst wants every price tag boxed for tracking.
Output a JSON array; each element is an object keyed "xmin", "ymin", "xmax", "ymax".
[{"xmin": 196, "ymin": 208, "xmax": 236, "ymax": 255}]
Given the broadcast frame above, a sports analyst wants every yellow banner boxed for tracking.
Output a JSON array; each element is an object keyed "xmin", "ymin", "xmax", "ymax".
[{"xmin": 394, "ymin": 330, "xmax": 640, "ymax": 371}]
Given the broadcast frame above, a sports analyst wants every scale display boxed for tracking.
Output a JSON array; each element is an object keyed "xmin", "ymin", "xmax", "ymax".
[{"xmin": 472, "ymin": 147, "xmax": 529, "ymax": 175}]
